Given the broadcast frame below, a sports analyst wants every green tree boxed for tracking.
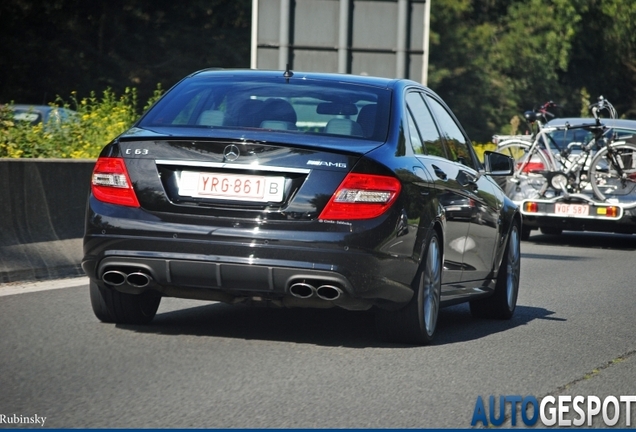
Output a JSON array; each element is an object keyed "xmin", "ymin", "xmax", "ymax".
[
  {"xmin": 4, "ymin": 0, "xmax": 636, "ymax": 144},
  {"xmin": 0, "ymin": 0, "xmax": 251, "ymax": 105},
  {"xmin": 429, "ymin": 0, "xmax": 585, "ymax": 141},
  {"xmin": 566, "ymin": 0, "xmax": 636, "ymax": 117},
  {"xmin": 493, "ymin": 0, "xmax": 584, "ymax": 109},
  {"xmin": 428, "ymin": 0, "xmax": 509, "ymax": 141}
]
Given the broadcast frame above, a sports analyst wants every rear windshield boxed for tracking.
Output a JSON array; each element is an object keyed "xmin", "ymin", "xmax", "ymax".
[
  {"xmin": 13, "ymin": 109, "xmax": 43, "ymax": 125},
  {"xmin": 548, "ymin": 126, "xmax": 636, "ymax": 149},
  {"xmin": 139, "ymin": 75, "xmax": 391, "ymax": 142}
]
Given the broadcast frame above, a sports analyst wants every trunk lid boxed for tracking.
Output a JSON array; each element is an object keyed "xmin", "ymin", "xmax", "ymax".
[{"xmin": 118, "ymin": 135, "xmax": 370, "ymax": 221}]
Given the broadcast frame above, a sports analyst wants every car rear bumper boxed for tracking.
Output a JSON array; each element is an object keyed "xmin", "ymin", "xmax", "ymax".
[
  {"xmin": 82, "ymin": 199, "xmax": 418, "ymax": 310},
  {"xmin": 520, "ymin": 196, "xmax": 636, "ymax": 234},
  {"xmin": 522, "ymin": 215, "xmax": 636, "ymax": 233}
]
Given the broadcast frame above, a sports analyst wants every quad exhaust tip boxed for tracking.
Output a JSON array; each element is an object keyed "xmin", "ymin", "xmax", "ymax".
[
  {"xmin": 102, "ymin": 269, "xmax": 153, "ymax": 288},
  {"xmin": 289, "ymin": 281, "xmax": 344, "ymax": 301},
  {"xmin": 103, "ymin": 271, "xmax": 341, "ymax": 299},
  {"xmin": 316, "ymin": 285, "xmax": 343, "ymax": 301},
  {"xmin": 289, "ymin": 282, "xmax": 316, "ymax": 299},
  {"xmin": 102, "ymin": 270, "xmax": 127, "ymax": 286},
  {"xmin": 125, "ymin": 272, "xmax": 152, "ymax": 288}
]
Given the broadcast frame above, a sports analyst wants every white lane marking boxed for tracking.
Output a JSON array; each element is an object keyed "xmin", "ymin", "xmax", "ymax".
[{"xmin": 0, "ymin": 277, "xmax": 88, "ymax": 297}]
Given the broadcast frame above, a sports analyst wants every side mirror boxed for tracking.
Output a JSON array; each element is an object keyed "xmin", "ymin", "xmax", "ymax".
[{"xmin": 483, "ymin": 151, "xmax": 514, "ymax": 176}]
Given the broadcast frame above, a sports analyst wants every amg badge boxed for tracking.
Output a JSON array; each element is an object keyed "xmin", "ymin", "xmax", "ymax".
[{"xmin": 307, "ymin": 160, "xmax": 347, "ymax": 168}]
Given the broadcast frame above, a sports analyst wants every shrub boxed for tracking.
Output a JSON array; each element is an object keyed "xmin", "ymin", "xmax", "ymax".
[
  {"xmin": 0, "ymin": 86, "xmax": 163, "ymax": 159},
  {"xmin": 473, "ymin": 142, "xmax": 497, "ymax": 162}
]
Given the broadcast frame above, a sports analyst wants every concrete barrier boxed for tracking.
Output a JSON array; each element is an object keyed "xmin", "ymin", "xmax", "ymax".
[{"xmin": 0, "ymin": 159, "xmax": 95, "ymax": 283}]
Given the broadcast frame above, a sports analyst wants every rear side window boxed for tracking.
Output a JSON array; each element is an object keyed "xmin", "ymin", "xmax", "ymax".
[
  {"xmin": 613, "ymin": 128, "xmax": 636, "ymax": 145},
  {"xmin": 140, "ymin": 76, "xmax": 391, "ymax": 142},
  {"xmin": 406, "ymin": 92, "xmax": 446, "ymax": 157},
  {"xmin": 548, "ymin": 128, "xmax": 592, "ymax": 150},
  {"xmin": 406, "ymin": 111, "xmax": 424, "ymax": 154},
  {"xmin": 425, "ymin": 95, "xmax": 476, "ymax": 169}
]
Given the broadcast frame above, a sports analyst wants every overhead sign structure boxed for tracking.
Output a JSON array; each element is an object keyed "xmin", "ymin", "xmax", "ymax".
[{"xmin": 251, "ymin": 0, "xmax": 431, "ymax": 85}]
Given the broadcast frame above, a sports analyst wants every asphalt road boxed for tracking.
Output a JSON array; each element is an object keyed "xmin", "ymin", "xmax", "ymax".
[{"xmin": 1, "ymin": 231, "xmax": 635, "ymax": 428}]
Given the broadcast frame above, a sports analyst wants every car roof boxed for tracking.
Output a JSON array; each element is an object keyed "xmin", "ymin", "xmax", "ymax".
[
  {"xmin": 9, "ymin": 104, "xmax": 53, "ymax": 112},
  {"xmin": 187, "ymin": 68, "xmax": 410, "ymax": 90},
  {"xmin": 547, "ymin": 117, "xmax": 636, "ymax": 130}
]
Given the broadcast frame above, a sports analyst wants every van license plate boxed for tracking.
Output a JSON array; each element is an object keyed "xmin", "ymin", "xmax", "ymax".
[{"xmin": 554, "ymin": 203, "xmax": 589, "ymax": 216}]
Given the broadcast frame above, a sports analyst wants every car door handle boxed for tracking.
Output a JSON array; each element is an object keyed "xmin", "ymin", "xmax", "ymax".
[
  {"xmin": 413, "ymin": 166, "xmax": 432, "ymax": 195},
  {"xmin": 431, "ymin": 165, "xmax": 447, "ymax": 180},
  {"xmin": 457, "ymin": 170, "xmax": 479, "ymax": 190}
]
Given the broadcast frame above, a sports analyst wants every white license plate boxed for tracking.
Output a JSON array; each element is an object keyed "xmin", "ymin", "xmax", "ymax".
[
  {"xmin": 554, "ymin": 203, "xmax": 589, "ymax": 216},
  {"xmin": 178, "ymin": 171, "xmax": 285, "ymax": 202}
]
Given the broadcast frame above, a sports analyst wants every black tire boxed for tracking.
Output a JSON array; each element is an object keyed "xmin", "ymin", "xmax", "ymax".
[
  {"xmin": 375, "ymin": 231, "xmax": 442, "ymax": 345},
  {"xmin": 89, "ymin": 280, "xmax": 115, "ymax": 323},
  {"xmin": 520, "ymin": 225, "xmax": 532, "ymax": 241},
  {"xmin": 470, "ymin": 222, "xmax": 520, "ymax": 319},
  {"xmin": 89, "ymin": 280, "xmax": 161, "ymax": 325},
  {"xmin": 540, "ymin": 226, "xmax": 562, "ymax": 235}
]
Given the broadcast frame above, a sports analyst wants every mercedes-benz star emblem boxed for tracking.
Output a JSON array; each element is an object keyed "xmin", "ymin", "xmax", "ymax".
[{"xmin": 223, "ymin": 144, "xmax": 240, "ymax": 162}]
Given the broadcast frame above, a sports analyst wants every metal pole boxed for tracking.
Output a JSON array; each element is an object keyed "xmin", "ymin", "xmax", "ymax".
[
  {"xmin": 396, "ymin": 0, "xmax": 408, "ymax": 78},
  {"xmin": 250, "ymin": 0, "xmax": 259, "ymax": 69},
  {"xmin": 278, "ymin": 0, "xmax": 291, "ymax": 70},
  {"xmin": 422, "ymin": 0, "xmax": 431, "ymax": 85},
  {"xmin": 338, "ymin": 0, "xmax": 350, "ymax": 74}
]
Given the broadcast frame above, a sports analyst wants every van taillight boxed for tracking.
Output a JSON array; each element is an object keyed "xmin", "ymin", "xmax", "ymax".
[{"xmin": 524, "ymin": 202, "xmax": 539, "ymax": 213}]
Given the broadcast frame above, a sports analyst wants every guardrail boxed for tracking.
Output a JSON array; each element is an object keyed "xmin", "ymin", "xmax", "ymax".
[{"xmin": 0, "ymin": 159, "xmax": 95, "ymax": 283}]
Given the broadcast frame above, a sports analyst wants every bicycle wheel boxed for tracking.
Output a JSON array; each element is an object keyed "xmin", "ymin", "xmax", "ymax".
[
  {"xmin": 497, "ymin": 140, "xmax": 552, "ymax": 201},
  {"xmin": 589, "ymin": 142, "xmax": 636, "ymax": 202}
]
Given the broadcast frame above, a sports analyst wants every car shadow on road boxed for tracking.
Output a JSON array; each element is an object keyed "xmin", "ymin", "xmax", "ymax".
[
  {"xmin": 117, "ymin": 300, "xmax": 559, "ymax": 348},
  {"xmin": 432, "ymin": 304, "xmax": 563, "ymax": 345},
  {"xmin": 527, "ymin": 231, "xmax": 636, "ymax": 250}
]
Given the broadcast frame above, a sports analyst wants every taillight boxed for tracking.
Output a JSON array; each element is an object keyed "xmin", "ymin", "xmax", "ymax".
[
  {"xmin": 318, "ymin": 173, "xmax": 401, "ymax": 220},
  {"xmin": 91, "ymin": 157, "xmax": 140, "ymax": 207},
  {"xmin": 524, "ymin": 201, "xmax": 539, "ymax": 213},
  {"xmin": 603, "ymin": 206, "xmax": 619, "ymax": 218},
  {"xmin": 518, "ymin": 162, "xmax": 545, "ymax": 173}
]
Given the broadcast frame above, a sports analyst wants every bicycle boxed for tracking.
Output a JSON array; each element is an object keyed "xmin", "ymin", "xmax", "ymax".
[
  {"xmin": 494, "ymin": 101, "xmax": 563, "ymax": 201},
  {"xmin": 541, "ymin": 97, "xmax": 615, "ymax": 198},
  {"xmin": 496, "ymin": 98, "xmax": 636, "ymax": 203},
  {"xmin": 587, "ymin": 132, "xmax": 636, "ymax": 202},
  {"xmin": 543, "ymin": 97, "xmax": 636, "ymax": 202}
]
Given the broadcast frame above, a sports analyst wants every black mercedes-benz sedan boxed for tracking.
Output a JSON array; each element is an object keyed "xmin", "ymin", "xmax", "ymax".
[{"xmin": 82, "ymin": 69, "xmax": 521, "ymax": 344}]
